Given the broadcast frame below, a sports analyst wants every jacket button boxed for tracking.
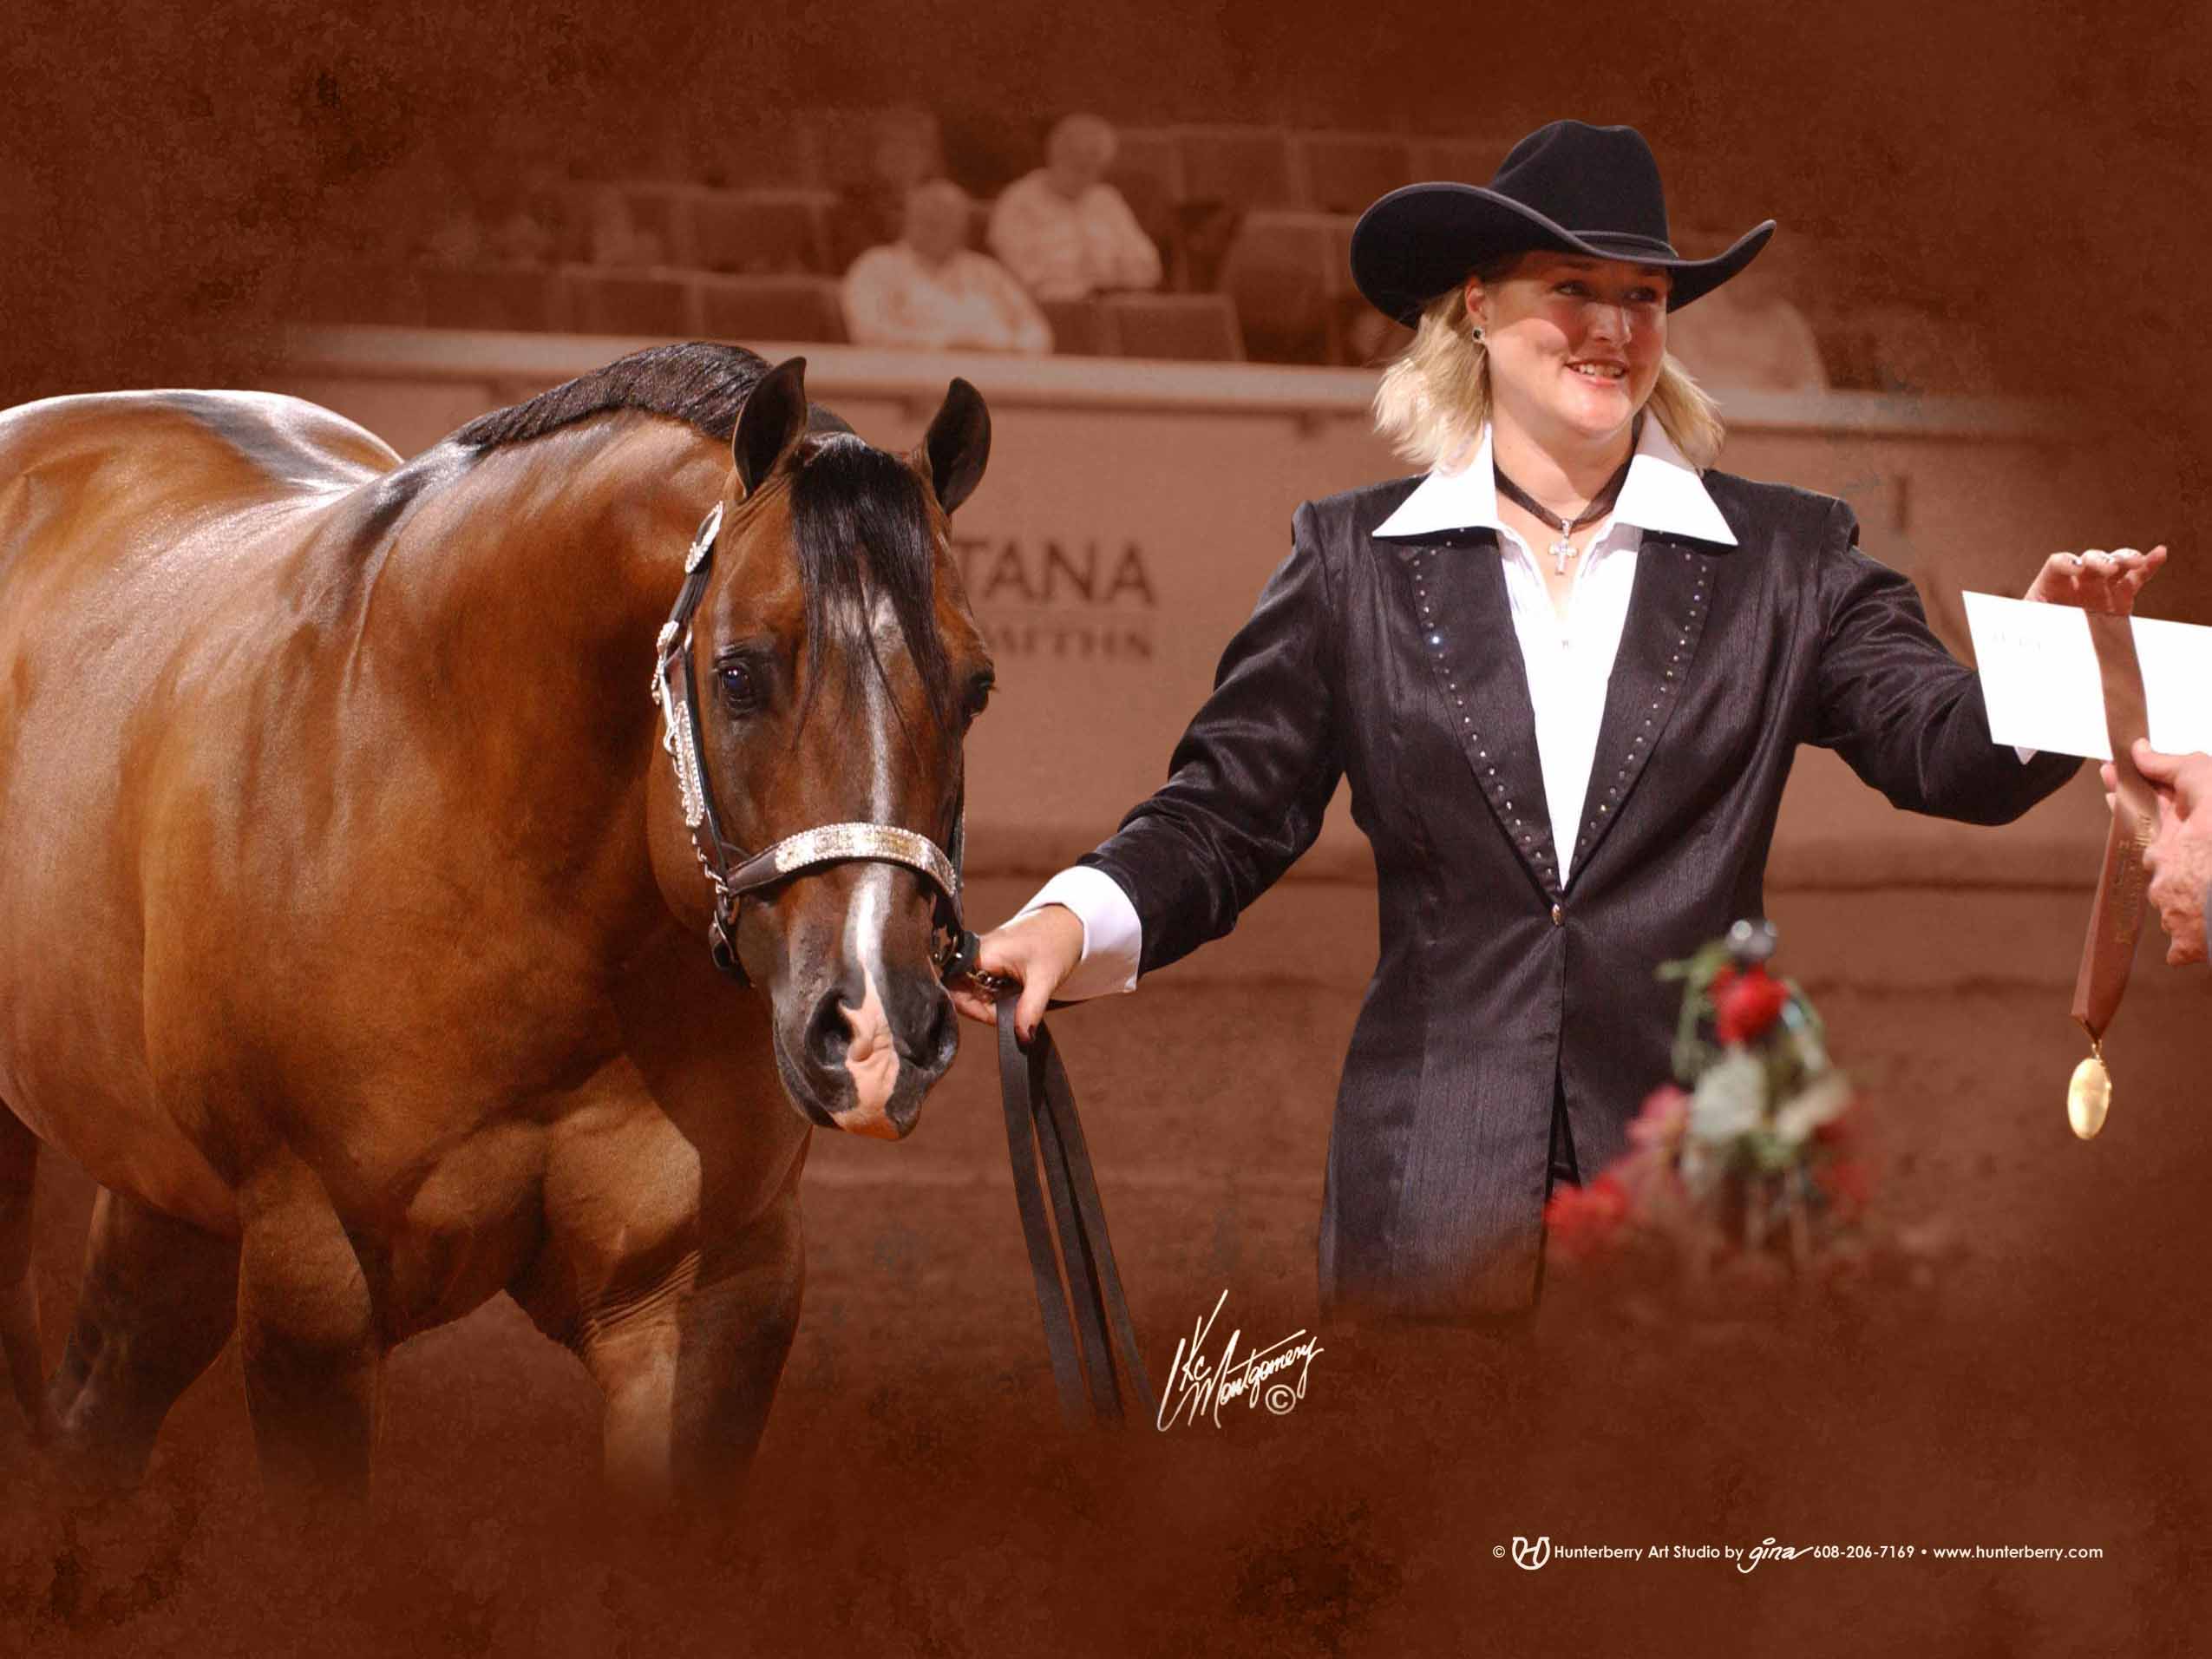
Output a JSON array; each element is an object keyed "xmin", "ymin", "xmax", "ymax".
[{"xmin": 1551, "ymin": 902, "xmax": 1564, "ymax": 926}]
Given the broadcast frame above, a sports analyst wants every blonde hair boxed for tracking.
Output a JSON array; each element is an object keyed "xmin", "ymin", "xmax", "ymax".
[{"xmin": 1371, "ymin": 255, "xmax": 1728, "ymax": 474}]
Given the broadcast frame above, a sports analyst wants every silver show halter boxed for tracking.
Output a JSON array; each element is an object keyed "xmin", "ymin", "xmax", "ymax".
[{"xmin": 651, "ymin": 500, "xmax": 998, "ymax": 990}]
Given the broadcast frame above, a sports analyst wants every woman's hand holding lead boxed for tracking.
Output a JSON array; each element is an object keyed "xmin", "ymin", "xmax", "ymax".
[
  {"xmin": 948, "ymin": 903, "xmax": 1084, "ymax": 1043},
  {"xmin": 2023, "ymin": 544, "xmax": 2167, "ymax": 613}
]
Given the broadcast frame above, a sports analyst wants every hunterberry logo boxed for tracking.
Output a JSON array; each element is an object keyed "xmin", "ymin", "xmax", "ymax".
[{"xmin": 1511, "ymin": 1536, "xmax": 1552, "ymax": 1571}]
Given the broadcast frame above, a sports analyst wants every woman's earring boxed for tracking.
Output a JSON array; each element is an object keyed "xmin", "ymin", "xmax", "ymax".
[{"xmin": 1469, "ymin": 324, "xmax": 1486, "ymax": 342}]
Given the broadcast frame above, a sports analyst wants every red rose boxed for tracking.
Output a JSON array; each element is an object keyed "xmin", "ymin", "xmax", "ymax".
[
  {"xmin": 1543, "ymin": 1171, "xmax": 1633, "ymax": 1261},
  {"xmin": 1711, "ymin": 964, "xmax": 1790, "ymax": 1046}
]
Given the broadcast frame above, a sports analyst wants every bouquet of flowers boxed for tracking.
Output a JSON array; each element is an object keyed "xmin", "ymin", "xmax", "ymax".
[{"xmin": 1542, "ymin": 920, "xmax": 1930, "ymax": 1308}]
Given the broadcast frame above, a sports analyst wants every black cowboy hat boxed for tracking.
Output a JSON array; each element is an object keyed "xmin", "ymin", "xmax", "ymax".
[{"xmin": 1350, "ymin": 120, "xmax": 1776, "ymax": 326}]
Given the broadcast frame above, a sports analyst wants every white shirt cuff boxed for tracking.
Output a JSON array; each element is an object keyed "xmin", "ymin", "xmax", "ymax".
[{"xmin": 1009, "ymin": 864, "xmax": 1142, "ymax": 999}]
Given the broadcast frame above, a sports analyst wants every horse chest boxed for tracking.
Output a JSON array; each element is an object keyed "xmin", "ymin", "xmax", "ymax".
[
  {"xmin": 376, "ymin": 1085, "xmax": 723, "ymax": 1341},
  {"xmin": 379, "ymin": 1119, "xmax": 560, "ymax": 1335}
]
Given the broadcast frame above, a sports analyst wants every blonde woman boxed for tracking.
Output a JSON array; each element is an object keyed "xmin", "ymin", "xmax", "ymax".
[{"xmin": 951, "ymin": 121, "xmax": 2163, "ymax": 1328}]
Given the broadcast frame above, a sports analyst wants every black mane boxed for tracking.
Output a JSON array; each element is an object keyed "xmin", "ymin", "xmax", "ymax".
[
  {"xmin": 452, "ymin": 343, "xmax": 953, "ymax": 738},
  {"xmin": 449, "ymin": 340, "xmax": 851, "ymax": 449}
]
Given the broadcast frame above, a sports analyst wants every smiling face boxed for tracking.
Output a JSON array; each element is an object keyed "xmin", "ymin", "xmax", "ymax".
[{"xmin": 1465, "ymin": 252, "xmax": 1672, "ymax": 449}]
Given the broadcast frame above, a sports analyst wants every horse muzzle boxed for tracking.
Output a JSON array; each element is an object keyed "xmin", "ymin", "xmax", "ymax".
[{"xmin": 770, "ymin": 963, "xmax": 959, "ymax": 1139}]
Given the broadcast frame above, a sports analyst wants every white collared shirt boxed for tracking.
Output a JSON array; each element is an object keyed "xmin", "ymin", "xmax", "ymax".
[
  {"xmin": 840, "ymin": 241, "xmax": 1054, "ymax": 354},
  {"xmin": 985, "ymin": 171, "xmax": 1164, "ymax": 302},
  {"xmin": 1012, "ymin": 417, "xmax": 2017, "ymax": 999},
  {"xmin": 1371, "ymin": 414, "xmax": 1736, "ymax": 889}
]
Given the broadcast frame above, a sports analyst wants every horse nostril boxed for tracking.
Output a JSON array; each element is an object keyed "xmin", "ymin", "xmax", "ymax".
[{"xmin": 805, "ymin": 987, "xmax": 850, "ymax": 1072}]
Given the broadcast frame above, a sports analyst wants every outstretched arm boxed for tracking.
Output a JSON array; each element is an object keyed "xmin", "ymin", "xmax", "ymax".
[{"xmin": 1809, "ymin": 498, "xmax": 2142, "ymax": 820}]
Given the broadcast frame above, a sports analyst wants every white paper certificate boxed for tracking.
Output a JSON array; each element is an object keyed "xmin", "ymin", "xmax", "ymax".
[{"xmin": 1964, "ymin": 592, "xmax": 2212, "ymax": 761}]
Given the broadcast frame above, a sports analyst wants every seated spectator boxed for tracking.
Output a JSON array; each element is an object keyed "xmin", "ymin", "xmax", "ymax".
[
  {"xmin": 841, "ymin": 180, "xmax": 1052, "ymax": 353},
  {"xmin": 830, "ymin": 107, "xmax": 946, "ymax": 273},
  {"xmin": 987, "ymin": 113, "xmax": 1163, "ymax": 301},
  {"xmin": 1663, "ymin": 235, "xmax": 1829, "ymax": 391}
]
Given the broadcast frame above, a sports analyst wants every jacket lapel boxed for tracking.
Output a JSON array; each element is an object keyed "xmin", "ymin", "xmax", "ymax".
[
  {"xmin": 1393, "ymin": 532, "xmax": 1563, "ymax": 902},
  {"xmin": 1566, "ymin": 530, "xmax": 1720, "ymax": 885}
]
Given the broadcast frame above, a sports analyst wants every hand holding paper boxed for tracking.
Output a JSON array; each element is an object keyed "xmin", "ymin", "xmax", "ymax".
[
  {"xmin": 2021, "ymin": 543, "xmax": 2166, "ymax": 614},
  {"xmin": 1966, "ymin": 589, "xmax": 2212, "ymax": 761}
]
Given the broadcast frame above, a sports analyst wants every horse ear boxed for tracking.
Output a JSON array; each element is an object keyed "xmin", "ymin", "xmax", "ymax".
[
  {"xmin": 731, "ymin": 357, "xmax": 809, "ymax": 499},
  {"xmin": 916, "ymin": 377, "xmax": 990, "ymax": 515}
]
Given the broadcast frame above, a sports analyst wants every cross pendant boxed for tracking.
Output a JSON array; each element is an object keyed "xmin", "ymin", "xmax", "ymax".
[{"xmin": 1551, "ymin": 533, "xmax": 1575, "ymax": 576}]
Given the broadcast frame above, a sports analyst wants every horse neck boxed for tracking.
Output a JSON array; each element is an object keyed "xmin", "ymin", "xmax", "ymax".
[
  {"xmin": 397, "ymin": 415, "xmax": 723, "ymax": 696},
  {"xmin": 373, "ymin": 415, "xmax": 726, "ymax": 921}
]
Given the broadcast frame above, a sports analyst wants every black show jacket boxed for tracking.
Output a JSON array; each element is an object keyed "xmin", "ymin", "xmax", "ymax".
[{"xmin": 1077, "ymin": 470, "xmax": 2081, "ymax": 1322}]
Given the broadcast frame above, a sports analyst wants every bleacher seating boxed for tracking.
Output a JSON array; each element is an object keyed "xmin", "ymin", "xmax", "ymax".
[
  {"xmin": 695, "ymin": 274, "xmax": 849, "ymax": 344},
  {"xmin": 1293, "ymin": 133, "xmax": 1414, "ymax": 214},
  {"xmin": 717, "ymin": 122, "xmax": 831, "ymax": 192},
  {"xmin": 809, "ymin": 106, "xmax": 943, "ymax": 191},
  {"xmin": 562, "ymin": 268, "xmax": 692, "ymax": 338},
  {"xmin": 1104, "ymin": 128, "xmax": 1186, "ymax": 272},
  {"xmin": 1107, "ymin": 128, "xmax": 1186, "ymax": 202},
  {"xmin": 1319, "ymin": 214, "xmax": 1413, "ymax": 364},
  {"xmin": 348, "ymin": 115, "xmax": 1858, "ymax": 375},
  {"xmin": 1038, "ymin": 298, "xmax": 1109, "ymax": 357},
  {"xmin": 690, "ymin": 189, "xmax": 833, "ymax": 275},
  {"xmin": 1174, "ymin": 125, "xmax": 1301, "ymax": 212},
  {"xmin": 594, "ymin": 184, "xmax": 689, "ymax": 267},
  {"xmin": 422, "ymin": 265, "xmax": 564, "ymax": 333},
  {"xmin": 1216, "ymin": 211, "xmax": 1344, "ymax": 365},
  {"xmin": 566, "ymin": 184, "xmax": 836, "ymax": 274},
  {"xmin": 1096, "ymin": 294, "xmax": 1244, "ymax": 362}
]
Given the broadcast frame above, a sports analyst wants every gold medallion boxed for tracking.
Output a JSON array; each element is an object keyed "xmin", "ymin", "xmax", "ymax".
[{"xmin": 2066, "ymin": 1051, "xmax": 2111, "ymax": 1141}]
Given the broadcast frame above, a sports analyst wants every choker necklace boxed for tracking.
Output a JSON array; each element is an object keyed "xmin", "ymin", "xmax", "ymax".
[{"xmin": 1494, "ymin": 446, "xmax": 1636, "ymax": 576}]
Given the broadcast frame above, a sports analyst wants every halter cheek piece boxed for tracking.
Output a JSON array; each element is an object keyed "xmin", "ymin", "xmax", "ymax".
[{"xmin": 651, "ymin": 501, "xmax": 1009, "ymax": 994}]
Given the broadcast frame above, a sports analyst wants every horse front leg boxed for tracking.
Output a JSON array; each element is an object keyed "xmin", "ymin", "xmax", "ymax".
[
  {"xmin": 44, "ymin": 1184, "xmax": 238, "ymax": 1486},
  {"xmin": 573, "ymin": 1190, "xmax": 805, "ymax": 1515},
  {"xmin": 233, "ymin": 1153, "xmax": 383, "ymax": 1507}
]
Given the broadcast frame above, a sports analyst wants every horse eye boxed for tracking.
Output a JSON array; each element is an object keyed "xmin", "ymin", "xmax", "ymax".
[
  {"xmin": 718, "ymin": 661, "xmax": 759, "ymax": 711},
  {"xmin": 962, "ymin": 675, "xmax": 994, "ymax": 725}
]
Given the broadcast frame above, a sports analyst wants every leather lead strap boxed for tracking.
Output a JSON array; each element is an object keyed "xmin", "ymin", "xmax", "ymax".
[
  {"xmin": 2072, "ymin": 612, "xmax": 2156, "ymax": 1041},
  {"xmin": 995, "ymin": 997, "xmax": 1155, "ymax": 1427}
]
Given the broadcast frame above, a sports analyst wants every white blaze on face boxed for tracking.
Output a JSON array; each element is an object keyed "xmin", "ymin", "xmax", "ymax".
[
  {"xmin": 828, "ymin": 588, "xmax": 904, "ymax": 1138},
  {"xmin": 829, "ymin": 868, "xmax": 900, "ymax": 1136}
]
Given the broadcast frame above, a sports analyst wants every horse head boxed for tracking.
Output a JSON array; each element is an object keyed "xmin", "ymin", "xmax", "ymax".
[{"xmin": 646, "ymin": 357, "xmax": 994, "ymax": 1139}]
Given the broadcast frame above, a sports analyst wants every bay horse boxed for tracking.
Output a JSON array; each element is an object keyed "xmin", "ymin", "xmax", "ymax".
[{"xmin": 0, "ymin": 343, "xmax": 997, "ymax": 1510}]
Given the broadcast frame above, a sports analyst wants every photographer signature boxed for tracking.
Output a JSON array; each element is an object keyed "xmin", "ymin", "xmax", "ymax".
[{"xmin": 1156, "ymin": 1288, "xmax": 1324, "ymax": 1431}]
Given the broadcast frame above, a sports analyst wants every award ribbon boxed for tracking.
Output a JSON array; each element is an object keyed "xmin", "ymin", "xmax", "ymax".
[{"xmin": 2066, "ymin": 611, "xmax": 2156, "ymax": 1139}]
